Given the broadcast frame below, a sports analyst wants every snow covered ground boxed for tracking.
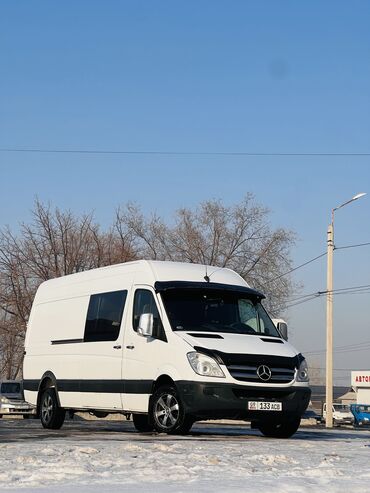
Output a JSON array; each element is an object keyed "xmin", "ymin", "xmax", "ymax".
[{"xmin": 1, "ymin": 419, "xmax": 370, "ymax": 492}]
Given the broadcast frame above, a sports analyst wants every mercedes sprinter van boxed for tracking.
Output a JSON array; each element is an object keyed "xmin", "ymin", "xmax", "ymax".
[{"xmin": 23, "ymin": 260, "xmax": 310, "ymax": 437}]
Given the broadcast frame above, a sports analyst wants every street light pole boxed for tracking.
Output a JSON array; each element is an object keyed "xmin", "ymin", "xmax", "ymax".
[
  {"xmin": 325, "ymin": 192, "xmax": 366, "ymax": 429},
  {"xmin": 325, "ymin": 211, "xmax": 334, "ymax": 427}
]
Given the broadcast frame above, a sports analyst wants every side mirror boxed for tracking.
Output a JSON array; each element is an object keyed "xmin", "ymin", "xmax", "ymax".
[
  {"xmin": 138, "ymin": 313, "xmax": 154, "ymax": 337},
  {"xmin": 277, "ymin": 322, "xmax": 288, "ymax": 341}
]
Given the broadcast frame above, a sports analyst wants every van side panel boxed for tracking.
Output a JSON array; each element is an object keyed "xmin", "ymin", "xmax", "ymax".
[{"xmin": 24, "ymin": 267, "xmax": 136, "ymax": 410}]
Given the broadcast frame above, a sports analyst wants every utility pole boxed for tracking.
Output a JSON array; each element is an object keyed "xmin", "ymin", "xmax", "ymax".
[
  {"xmin": 325, "ymin": 213, "xmax": 334, "ymax": 428},
  {"xmin": 325, "ymin": 193, "xmax": 366, "ymax": 429}
]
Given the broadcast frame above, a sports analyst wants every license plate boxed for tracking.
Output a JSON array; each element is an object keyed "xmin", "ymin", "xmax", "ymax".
[{"xmin": 248, "ymin": 401, "xmax": 282, "ymax": 411}]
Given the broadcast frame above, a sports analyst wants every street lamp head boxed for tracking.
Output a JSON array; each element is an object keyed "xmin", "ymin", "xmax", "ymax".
[
  {"xmin": 351, "ymin": 192, "xmax": 367, "ymax": 201},
  {"xmin": 333, "ymin": 192, "xmax": 366, "ymax": 212}
]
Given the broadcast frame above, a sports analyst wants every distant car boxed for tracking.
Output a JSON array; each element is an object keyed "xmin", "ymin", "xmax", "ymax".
[
  {"xmin": 0, "ymin": 380, "xmax": 36, "ymax": 418},
  {"xmin": 322, "ymin": 402, "xmax": 354, "ymax": 426},
  {"xmin": 302, "ymin": 408, "xmax": 322, "ymax": 423},
  {"xmin": 350, "ymin": 404, "xmax": 370, "ymax": 427}
]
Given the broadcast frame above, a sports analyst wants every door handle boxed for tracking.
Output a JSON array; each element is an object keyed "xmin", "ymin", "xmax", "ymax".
[
  {"xmin": 126, "ymin": 345, "xmax": 135, "ymax": 350},
  {"xmin": 113, "ymin": 345, "xmax": 122, "ymax": 349}
]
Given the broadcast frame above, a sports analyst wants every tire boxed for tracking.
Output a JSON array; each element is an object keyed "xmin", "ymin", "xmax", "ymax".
[
  {"xmin": 40, "ymin": 388, "xmax": 66, "ymax": 429},
  {"xmin": 132, "ymin": 414, "xmax": 154, "ymax": 432},
  {"xmin": 258, "ymin": 416, "xmax": 301, "ymax": 438},
  {"xmin": 150, "ymin": 385, "xmax": 194, "ymax": 435}
]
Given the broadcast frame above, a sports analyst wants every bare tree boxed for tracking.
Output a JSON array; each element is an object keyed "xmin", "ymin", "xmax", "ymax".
[
  {"xmin": 115, "ymin": 194, "xmax": 296, "ymax": 314},
  {"xmin": 0, "ymin": 195, "xmax": 295, "ymax": 379},
  {"xmin": 0, "ymin": 307, "xmax": 24, "ymax": 379},
  {"xmin": 0, "ymin": 200, "xmax": 136, "ymax": 379}
]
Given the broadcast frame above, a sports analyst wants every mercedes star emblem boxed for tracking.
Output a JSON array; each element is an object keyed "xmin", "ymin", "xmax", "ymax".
[{"xmin": 257, "ymin": 365, "xmax": 272, "ymax": 381}]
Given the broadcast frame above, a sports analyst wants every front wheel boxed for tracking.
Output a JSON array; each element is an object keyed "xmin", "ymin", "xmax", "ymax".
[
  {"xmin": 150, "ymin": 385, "xmax": 194, "ymax": 435},
  {"xmin": 258, "ymin": 416, "xmax": 301, "ymax": 438},
  {"xmin": 40, "ymin": 388, "xmax": 66, "ymax": 429}
]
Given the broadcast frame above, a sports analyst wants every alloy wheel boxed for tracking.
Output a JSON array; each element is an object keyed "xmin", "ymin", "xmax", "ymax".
[
  {"xmin": 154, "ymin": 393, "xmax": 180, "ymax": 429},
  {"xmin": 41, "ymin": 394, "xmax": 54, "ymax": 424}
]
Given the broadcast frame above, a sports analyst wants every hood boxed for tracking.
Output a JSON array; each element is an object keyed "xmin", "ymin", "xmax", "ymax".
[
  {"xmin": 176, "ymin": 331, "xmax": 298, "ymax": 358},
  {"xmin": 1, "ymin": 392, "xmax": 23, "ymax": 400},
  {"xmin": 333, "ymin": 411, "xmax": 353, "ymax": 418}
]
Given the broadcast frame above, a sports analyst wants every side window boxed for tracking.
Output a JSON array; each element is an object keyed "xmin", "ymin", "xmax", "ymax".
[
  {"xmin": 256, "ymin": 304, "xmax": 278, "ymax": 336},
  {"xmin": 238, "ymin": 299, "xmax": 258, "ymax": 332},
  {"xmin": 133, "ymin": 289, "xmax": 166, "ymax": 342},
  {"xmin": 84, "ymin": 290, "xmax": 127, "ymax": 342}
]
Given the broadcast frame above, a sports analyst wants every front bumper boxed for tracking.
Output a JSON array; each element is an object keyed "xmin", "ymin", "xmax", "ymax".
[
  {"xmin": 334, "ymin": 418, "xmax": 354, "ymax": 425},
  {"xmin": 176, "ymin": 381, "xmax": 311, "ymax": 421},
  {"xmin": 0, "ymin": 403, "xmax": 36, "ymax": 415}
]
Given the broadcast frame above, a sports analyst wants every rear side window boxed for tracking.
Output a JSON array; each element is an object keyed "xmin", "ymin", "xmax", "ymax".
[{"xmin": 84, "ymin": 290, "xmax": 127, "ymax": 342}]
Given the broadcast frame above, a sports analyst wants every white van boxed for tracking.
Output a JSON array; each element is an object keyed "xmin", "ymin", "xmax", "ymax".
[
  {"xmin": 23, "ymin": 260, "xmax": 311, "ymax": 437},
  {"xmin": 0, "ymin": 380, "xmax": 36, "ymax": 418},
  {"xmin": 322, "ymin": 402, "xmax": 354, "ymax": 426}
]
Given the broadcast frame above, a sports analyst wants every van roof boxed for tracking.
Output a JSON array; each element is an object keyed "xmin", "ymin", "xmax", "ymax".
[
  {"xmin": 39, "ymin": 260, "xmax": 248, "ymax": 286},
  {"xmin": 33, "ymin": 260, "xmax": 252, "ymax": 303}
]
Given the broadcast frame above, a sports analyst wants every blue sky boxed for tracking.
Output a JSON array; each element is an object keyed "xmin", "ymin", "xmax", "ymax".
[{"xmin": 1, "ymin": 1, "xmax": 370, "ymax": 383}]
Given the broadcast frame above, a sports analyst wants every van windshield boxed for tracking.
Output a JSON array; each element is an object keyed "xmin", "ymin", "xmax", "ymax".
[
  {"xmin": 1, "ymin": 382, "xmax": 21, "ymax": 394},
  {"xmin": 333, "ymin": 404, "xmax": 350, "ymax": 411},
  {"xmin": 160, "ymin": 288, "xmax": 280, "ymax": 337}
]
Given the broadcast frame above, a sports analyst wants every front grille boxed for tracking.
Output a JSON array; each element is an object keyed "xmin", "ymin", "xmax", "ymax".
[
  {"xmin": 227, "ymin": 364, "xmax": 295, "ymax": 383},
  {"xmin": 217, "ymin": 351, "xmax": 298, "ymax": 384}
]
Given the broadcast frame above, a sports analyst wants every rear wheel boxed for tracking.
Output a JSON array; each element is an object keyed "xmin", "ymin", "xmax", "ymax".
[
  {"xmin": 150, "ymin": 385, "xmax": 194, "ymax": 435},
  {"xmin": 40, "ymin": 388, "xmax": 65, "ymax": 429},
  {"xmin": 132, "ymin": 414, "xmax": 154, "ymax": 432},
  {"xmin": 258, "ymin": 416, "xmax": 301, "ymax": 438}
]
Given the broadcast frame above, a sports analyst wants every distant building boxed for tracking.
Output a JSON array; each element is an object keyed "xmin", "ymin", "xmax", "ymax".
[
  {"xmin": 310, "ymin": 385, "xmax": 350, "ymax": 411},
  {"xmin": 351, "ymin": 371, "xmax": 370, "ymax": 404}
]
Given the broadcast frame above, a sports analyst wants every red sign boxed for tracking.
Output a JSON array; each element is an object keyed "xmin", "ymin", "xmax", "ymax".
[{"xmin": 355, "ymin": 375, "xmax": 370, "ymax": 383}]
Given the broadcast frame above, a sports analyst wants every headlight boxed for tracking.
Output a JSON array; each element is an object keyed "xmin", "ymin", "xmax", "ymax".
[
  {"xmin": 364, "ymin": 417, "xmax": 369, "ymax": 421},
  {"xmin": 0, "ymin": 396, "xmax": 10, "ymax": 403},
  {"xmin": 296, "ymin": 359, "xmax": 309, "ymax": 382},
  {"xmin": 187, "ymin": 352, "xmax": 225, "ymax": 378}
]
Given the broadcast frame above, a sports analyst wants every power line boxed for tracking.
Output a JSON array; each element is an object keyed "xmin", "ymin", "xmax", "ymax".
[
  {"xmin": 284, "ymin": 283, "xmax": 370, "ymax": 308},
  {"xmin": 305, "ymin": 338, "xmax": 370, "ymax": 354},
  {"xmin": 284, "ymin": 295, "xmax": 322, "ymax": 309},
  {"xmin": 268, "ymin": 240, "xmax": 370, "ymax": 285},
  {"xmin": 330, "ymin": 283, "xmax": 370, "ymax": 293},
  {"xmin": 1, "ymin": 148, "xmax": 370, "ymax": 157},
  {"xmin": 305, "ymin": 344, "xmax": 370, "ymax": 355},
  {"xmin": 335, "ymin": 242, "xmax": 370, "ymax": 251},
  {"xmin": 266, "ymin": 252, "xmax": 327, "ymax": 284}
]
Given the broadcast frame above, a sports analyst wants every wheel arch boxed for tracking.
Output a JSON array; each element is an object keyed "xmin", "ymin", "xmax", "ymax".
[
  {"xmin": 37, "ymin": 371, "xmax": 61, "ymax": 412},
  {"xmin": 152, "ymin": 374, "xmax": 176, "ymax": 393},
  {"xmin": 153, "ymin": 365, "xmax": 182, "ymax": 393}
]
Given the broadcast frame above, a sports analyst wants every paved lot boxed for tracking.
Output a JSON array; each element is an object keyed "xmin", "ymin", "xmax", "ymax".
[
  {"xmin": 1, "ymin": 417, "xmax": 267, "ymax": 443},
  {"xmin": 0, "ymin": 416, "xmax": 363, "ymax": 443}
]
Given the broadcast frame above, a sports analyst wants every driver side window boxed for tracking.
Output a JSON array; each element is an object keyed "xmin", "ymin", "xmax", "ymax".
[
  {"xmin": 132, "ymin": 289, "xmax": 166, "ymax": 342},
  {"xmin": 238, "ymin": 299, "xmax": 258, "ymax": 332}
]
